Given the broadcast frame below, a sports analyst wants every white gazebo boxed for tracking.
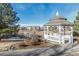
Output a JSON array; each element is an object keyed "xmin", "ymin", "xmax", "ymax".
[{"xmin": 44, "ymin": 11, "xmax": 74, "ymax": 45}]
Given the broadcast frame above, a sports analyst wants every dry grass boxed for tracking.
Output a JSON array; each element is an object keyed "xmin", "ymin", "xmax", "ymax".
[
  {"xmin": 0, "ymin": 39, "xmax": 55, "ymax": 52},
  {"xmin": 20, "ymin": 30, "xmax": 44, "ymax": 36},
  {"xmin": 64, "ymin": 50, "xmax": 79, "ymax": 56},
  {"xmin": 24, "ymin": 39, "xmax": 54, "ymax": 47},
  {"xmin": 0, "ymin": 41, "xmax": 23, "ymax": 51},
  {"xmin": 74, "ymin": 36, "xmax": 79, "ymax": 43},
  {"xmin": 0, "ymin": 30, "xmax": 54, "ymax": 52}
]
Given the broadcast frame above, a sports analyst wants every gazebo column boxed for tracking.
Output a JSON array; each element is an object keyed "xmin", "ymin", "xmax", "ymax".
[
  {"xmin": 71, "ymin": 26, "xmax": 73, "ymax": 36},
  {"xmin": 44, "ymin": 27, "xmax": 46, "ymax": 35},
  {"xmin": 70, "ymin": 26, "xmax": 73, "ymax": 43},
  {"xmin": 59, "ymin": 26, "xmax": 64, "ymax": 44},
  {"xmin": 59, "ymin": 26, "xmax": 62, "ymax": 44},
  {"xmin": 58, "ymin": 26, "xmax": 61, "ymax": 44},
  {"xmin": 47, "ymin": 26, "xmax": 49, "ymax": 35},
  {"xmin": 44, "ymin": 26, "xmax": 47, "ymax": 39}
]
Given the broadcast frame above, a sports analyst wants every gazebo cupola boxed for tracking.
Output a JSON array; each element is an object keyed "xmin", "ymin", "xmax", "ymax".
[{"xmin": 44, "ymin": 11, "xmax": 74, "ymax": 45}]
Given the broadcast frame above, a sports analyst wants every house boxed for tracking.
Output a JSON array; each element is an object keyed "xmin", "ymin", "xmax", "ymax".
[
  {"xmin": 26, "ymin": 26, "xmax": 44, "ymax": 31},
  {"xmin": 31, "ymin": 26, "xmax": 44, "ymax": 31},
  {"xmin": 18, "ymin": 26, "xmax": 44, "ymax": 36},
  {"xmin": 44, "ymin": 11, "xmax": 74, "ymax": 45},
  {"xmin": 18, "ymin": 27, "xmax": 27, "ymax": 35},
  {"xmin": 26, "ymin": 26, "xmax": 32, "ymax": 31}
]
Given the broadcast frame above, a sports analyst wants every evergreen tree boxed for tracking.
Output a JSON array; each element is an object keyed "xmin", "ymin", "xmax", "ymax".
[
  {"xmin": 74, "ymin": 12, "xmax": 79, "ymax": 33},
  {"xmin": 76, "ymin": 12, "xmax": 79, "ymax": 20},
  {"xmin": 0, "ymin": 3, "xmax": 20, "ymax": 39}
]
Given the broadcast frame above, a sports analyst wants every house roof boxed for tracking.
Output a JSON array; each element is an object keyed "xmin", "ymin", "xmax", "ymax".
[{"xmin": 44, "ymin": 15, "xmax": 74, "ymax": 26}]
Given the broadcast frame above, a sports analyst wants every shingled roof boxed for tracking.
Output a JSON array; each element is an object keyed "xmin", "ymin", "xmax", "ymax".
[{"xmin": 44, "ymin": 11, "xmax": 74, "ymax": 26}]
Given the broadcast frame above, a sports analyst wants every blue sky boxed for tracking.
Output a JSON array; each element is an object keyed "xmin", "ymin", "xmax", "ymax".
[{"xmin": 12, "ymin": 3, "xmax": 79, "ymax": 26}]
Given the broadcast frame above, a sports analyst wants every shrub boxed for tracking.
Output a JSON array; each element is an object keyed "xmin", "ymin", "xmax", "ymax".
[
  {"xmin": 24, "ymin": 31, "xmax": 43, "ymax": 46},
  {"xmin": 73, "ymin": 31, "xmax": 79, "ymax": 36}
]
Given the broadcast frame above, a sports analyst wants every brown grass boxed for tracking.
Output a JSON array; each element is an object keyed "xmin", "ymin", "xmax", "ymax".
[
  {"xmin": 0, "ymin": 30, "xmax": 55, "ymax": 52},
  {"xmin": 0, "ymin": 39, "xmax": 55, "ymax": 52},
  {"xmin": 0, "ymin": 41, "xmax": 23, "ymax": 51}
]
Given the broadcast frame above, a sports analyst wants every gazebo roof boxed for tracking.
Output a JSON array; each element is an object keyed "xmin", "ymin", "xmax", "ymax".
[{"xmin": 44, "ymin": 11, "xmax": 74, "ymax": 26}]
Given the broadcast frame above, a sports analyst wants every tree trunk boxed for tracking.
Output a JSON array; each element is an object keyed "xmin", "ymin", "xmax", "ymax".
[{"xmin": 0, "ymin": 38, "xmax": 1, "ymax": 41}]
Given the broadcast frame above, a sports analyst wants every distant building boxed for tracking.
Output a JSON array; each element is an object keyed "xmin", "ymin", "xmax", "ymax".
[
  {"xmin": 26, "ymin": 26, "xmax": 32, "ymax": 30},
  {"xmin": 18, "ymin": 27, "xmax": 27, "ymax": 35},
  {"xmin": 31, "ymin": 26, "xmax": 44, "ymax": 31},
  {"xmin": 18, "ymin": 26, "xmax": 44, "ymax": 36},
  {"xmin": 44, "ymin": 11, "xmax": 74, "ymax": 45},
  {"xmin": 26, "ymin": 26, "xmax": 44, "ymax": 31}
]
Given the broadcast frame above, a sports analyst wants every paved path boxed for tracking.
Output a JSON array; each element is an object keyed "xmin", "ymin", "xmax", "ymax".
[
  {"xmin": 0, "ymin": 42, "xmax": 77, "ymax": 56},
  {"xmin": 0, "ymin": 46, "xmax": 62, "ymax": 56},
  {"xmin": 60, "ymin": 44, "xmax": 79, "ymax": 56}
]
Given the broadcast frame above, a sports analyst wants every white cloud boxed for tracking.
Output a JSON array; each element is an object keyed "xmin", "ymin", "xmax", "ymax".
[
  {"xmin": 18, "ymin": 4, "xmax": 26, "ymax": 10},
  {"xmin": 66, "ymin": 10, "xmax": 77, "ymax": 23},
  {"xmin": 20, "ymin": 24, "xmax": 44, "ymax": 27},
  {"xmin": 17, "ymin": 4, "xmax": 32, "ymax": 10},
  {"xmin": 38, "ymin": 4, "xmax": 46, "ymax": 10},
  {"xmin": 31, "ymin": 4, "xmax": 46, "ymax": 14}
]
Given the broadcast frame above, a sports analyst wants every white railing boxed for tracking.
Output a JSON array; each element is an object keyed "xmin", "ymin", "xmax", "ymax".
[
  {"xmin": 44, "ymin": 34, "xmax": 60, "ymax": 42},
  {"xmin": 44, "ymin": 34, "xmax": 73, "ymax": 44}
]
